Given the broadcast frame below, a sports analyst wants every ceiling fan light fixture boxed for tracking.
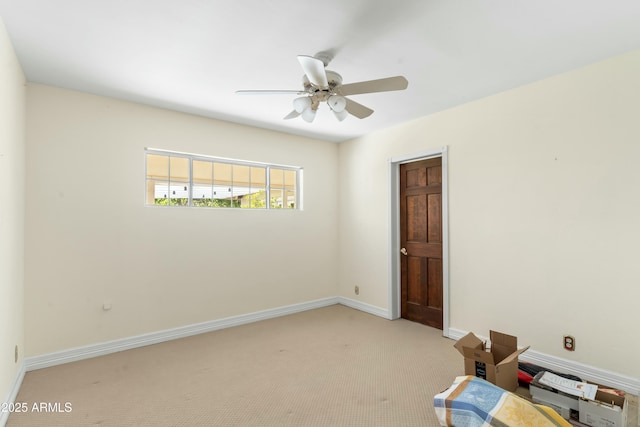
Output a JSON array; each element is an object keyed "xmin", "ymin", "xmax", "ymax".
[
  {"xmin": 333, "ymin": 109, "xmax": 348, "ymax": 121},
  {"xmin": 327, "ymin": 95, "xmax": 346, "ymax": 113},
  {"xmin": 301, "ymin": 107, "xmax": 317, "ymax": 123},
  {"xmin": 293, "ymin": 96, "xmax": 312, "ymax": 113}
]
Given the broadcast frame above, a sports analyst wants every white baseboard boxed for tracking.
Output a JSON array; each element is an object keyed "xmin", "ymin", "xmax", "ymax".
[
  {"xmin": 26, "ymin": 297, "xmax": 340, "ymax": 372},
  {"xmin": 448, "ymin": 328, "xmax": 640, "ymax": 396},
  {"xmin": 25, "ymin": 302, "xmax": 638, "ymax": 398},
  {"xmin": 0, "ymin": 362, "xmax": 26, "ymax": 427},
  {"xmin": 337, "ymin": 297, "xmax": 389, "ymax": 319}
]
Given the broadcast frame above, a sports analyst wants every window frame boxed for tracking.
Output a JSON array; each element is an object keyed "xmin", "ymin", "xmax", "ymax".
[{"xmin": 144, "ymin": 148, "xmax": 303, "ymax": 210}]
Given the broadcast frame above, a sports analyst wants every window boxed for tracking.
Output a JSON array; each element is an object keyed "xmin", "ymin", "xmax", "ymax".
[
  {"xmin": 269, "ymin": 167, "xmax": 297, "ymax": 209},
  {"xmin": 145, "ymin": 149, "xmax": 302, "ymax": 209}
]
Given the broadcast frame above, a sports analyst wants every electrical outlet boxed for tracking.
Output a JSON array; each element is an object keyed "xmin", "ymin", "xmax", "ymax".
[
  {"xmin": 354, "ymin": 286, "xmax": 359, "ymax": 295},
  {"xmin": 563, "ymin": 335, "xmax": 575, "ymax": 351}
]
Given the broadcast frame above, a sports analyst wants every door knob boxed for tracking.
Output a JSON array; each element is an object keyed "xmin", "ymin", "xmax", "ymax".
[{"xmin": 400, "ymin": 248, "xmax": 408, "ymax": 256}]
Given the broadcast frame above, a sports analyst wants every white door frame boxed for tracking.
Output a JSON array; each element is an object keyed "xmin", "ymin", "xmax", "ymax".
[{"xmin": 387, "ymin": 146, "xmax": 450, "ymax": 337}]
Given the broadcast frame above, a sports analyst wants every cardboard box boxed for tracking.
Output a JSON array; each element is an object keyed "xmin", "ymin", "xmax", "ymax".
[
  {"xmin": 578, "ymin": 389, "xmax": 627, "ymax": 427},
  {"xmin": 530, "ymin": 372, "xmax": 580, "ymax": 412},
  {"xmin": 454, "ymin": 330, "xmax": 529, "ymax": 392}
]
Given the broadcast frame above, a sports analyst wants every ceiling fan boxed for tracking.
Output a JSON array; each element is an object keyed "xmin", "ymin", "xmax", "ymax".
[{"xmin": 236, "ymin": 55, "xmax": 408, "ymax": 122}]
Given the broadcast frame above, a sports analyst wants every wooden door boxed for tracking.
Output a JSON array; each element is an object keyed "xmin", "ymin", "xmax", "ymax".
[{"xmin": 400, "ymin": 157, "xmax": 443, "ymax": 329}]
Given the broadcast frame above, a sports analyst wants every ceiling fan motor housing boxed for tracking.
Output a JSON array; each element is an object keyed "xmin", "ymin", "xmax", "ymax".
[
  {"xmin": 303, "ymin": 70, "xmax": 342, "ymax": 91},
  {"xmin": 301, "ymin": 70, "xmax": 344, "ymax": 111}
]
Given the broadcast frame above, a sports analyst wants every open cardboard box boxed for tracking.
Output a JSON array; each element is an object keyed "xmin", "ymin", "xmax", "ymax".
[
  {"xmin": 579, "ymin": 388, "xmax": 627, "ymax": 427},
  {"xmin": 454, "ymin": 330, "xmax": 529, "ymax": 392}
]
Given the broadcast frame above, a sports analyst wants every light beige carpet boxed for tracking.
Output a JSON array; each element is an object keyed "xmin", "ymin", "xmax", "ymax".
[{"xmin": 7, "ymin": 305, "xmax": 463, "ymax": 426}]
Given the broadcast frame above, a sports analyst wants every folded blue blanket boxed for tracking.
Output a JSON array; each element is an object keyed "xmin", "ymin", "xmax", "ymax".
[{"xmin": 434, "ymin": 375, "xmax": 571, "ymax": 426}]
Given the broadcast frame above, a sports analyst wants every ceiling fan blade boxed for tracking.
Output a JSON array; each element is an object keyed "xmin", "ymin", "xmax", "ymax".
[
  {"xmin": 236, "ymin": 90, "xmax": 306, "ymax": 95},
  {"xmin": 339, "ymin": 76, "xmax": 408, "ymax": 96},
  {"xmin": 283, "ymin": 110, "xmax": 301, "ymax": 120},
  {"xmin": 345, "ymin": 98, "xmax": 374, "ymax": 119},
  {"xmin": 297, "ymin": 55, "xmax": 329, "ymax": 89}
]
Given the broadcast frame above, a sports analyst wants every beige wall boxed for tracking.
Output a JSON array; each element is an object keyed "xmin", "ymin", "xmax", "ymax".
[
  {"xmin": 0, "ymin": 17, "xmax": 26, "ymax": 402},
  {"xmin": 25, "ymin": 85, "xmax": 338, "ymax": 356},
  {"xmin": 338, "ymin": 50, "xmax": 640, "ymax": 378},
  {"xmin": 19, "ymin": 44, "xmax": 640, "ymax": 382}
]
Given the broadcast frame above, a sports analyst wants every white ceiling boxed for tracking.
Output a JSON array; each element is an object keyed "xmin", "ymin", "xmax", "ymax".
[{"xmin": 2, "ymin": 1, "xmax": 640, "ymax": 143}]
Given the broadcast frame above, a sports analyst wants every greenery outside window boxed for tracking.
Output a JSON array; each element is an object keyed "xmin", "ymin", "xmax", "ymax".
[{"xmin": 145, "ymin": 149, "xmax": 301, "ymax": 209}]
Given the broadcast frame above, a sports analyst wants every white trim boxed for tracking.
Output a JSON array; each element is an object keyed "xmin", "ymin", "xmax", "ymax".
[
  {"xmin": 26, "ymin": 297, "xmax": 339, "ymax": 372},
  {"xmin": 441, "ymin": 148, "xmax": 450, "ymax": 336},
  {"xmin": 388, "ymin": 146, "xmax": 450, "ymax": 336},
  {"xmin": 448, "ymin": 328, "xmax": 640, "ymax": 395},
  {"xmin": 387, "ymin": 162, "xmax": 400, "ymax": 320},
  {"xmin": 145, "ymin": 147, "xmax": 301, "ymax": 170},
  {"xmin": 338, "ymin": 297, "xmax": 390, "ymax": 319},
  {"xmin": 389, "ymin": 148, "xmax": 446, "ymax": 164},
  {"xmin": 0, "ymin": 362, "xmax": 26, "ymax": 427}
]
